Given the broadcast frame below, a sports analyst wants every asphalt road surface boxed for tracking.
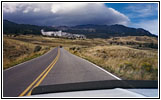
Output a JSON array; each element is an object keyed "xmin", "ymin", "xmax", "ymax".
[{"xmin": 3, "ymin": 47, "xmax": 120, "ymax": 97}]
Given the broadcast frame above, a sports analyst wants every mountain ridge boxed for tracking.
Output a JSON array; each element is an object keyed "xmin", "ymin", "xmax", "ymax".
[{"xmin": 3, "ymin": 20, "xmax": 157, "ymax": 38}]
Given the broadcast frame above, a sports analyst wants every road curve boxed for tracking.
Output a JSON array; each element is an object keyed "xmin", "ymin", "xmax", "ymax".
[
  {"xmin": 3, "ymin": 48, "xmax": 58, "ymax": 97},
  {"xmin": 3, "ymin": 47, "xmax": 120, "ymax": 97}
]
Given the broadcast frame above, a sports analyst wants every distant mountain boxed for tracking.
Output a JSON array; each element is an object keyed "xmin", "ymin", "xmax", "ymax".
[
  {"xmin": 3, "ymin": 20, "xmax": 157, "ymax": 38},
  {"xmin": 57, "ymin": 24, "xmax": 156, "ymax": 38},
  {"xmin": 3, "ymin": 20, "xmax": 58, "ymax": 35}
]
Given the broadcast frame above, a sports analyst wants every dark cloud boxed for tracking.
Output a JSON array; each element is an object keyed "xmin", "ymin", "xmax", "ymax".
[{"xmin": 3, "ymin": 3, "xmax": 130, "ymax": 26}]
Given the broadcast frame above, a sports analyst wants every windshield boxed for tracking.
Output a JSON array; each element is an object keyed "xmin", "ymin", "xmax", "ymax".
[{"xmin": 2, "ymin": 1, "xmax": 158, "ymax": 98}]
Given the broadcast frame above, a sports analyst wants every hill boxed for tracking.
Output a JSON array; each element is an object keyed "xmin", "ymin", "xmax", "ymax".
[
  {"xmin": 57, "ymin": 24, "xmax": 156, "ymax": 38},
  {"xmin": 3, "ymin": 20, "xmax": 58, "ymax": 35},
  {"xmin": 3, "ymin": 20, "xmax": 157, "ymax": 38},
  {"xmin": 3, "ymin": 34, "xmax": 158, "ymax": 80}
]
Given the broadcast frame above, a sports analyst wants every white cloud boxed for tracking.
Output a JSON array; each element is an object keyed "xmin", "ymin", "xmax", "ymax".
[
  {"xmin": 33, "ymin": 8, "xmax": 40, "ymax": 12},
  {"xmin": 51, "ymin": 3, "xmax": 88, "ymax": 14},
  {"xmin": 3, "ymin": 3, "xmax": 22, "ymax": 13},
  {"xmin": 126, "ymin": 3, "xmax": 158, "ymax": 18},
  {"xmin": 130, "ymin": 19, "xmax": 158, "ymax": 35},
  {"xmin": 3, "ymin": 3, "xmax": 130, "ymax": 26},
  {"xmin": 23, "ymin": 6, "xmax": 31, "ymax": 13},
  {"xmin": 49, "ymin": 3, "xmax": 130, "ymax": 26}
]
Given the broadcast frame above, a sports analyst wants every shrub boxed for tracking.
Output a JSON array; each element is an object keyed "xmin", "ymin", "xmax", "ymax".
[
  {"xmin": 69, "ymin": 47, "xmax": 80, "ymax": 51},
  {"xmin": 119, "ymin": 62, "xmax": 135, "ymax": 72},
  {"xmin": 34, "ymin": 46, "xmax": 42, "ymax": 52},
  {"xmin": 69, "ymin": 47, "xmax": 76, "ymax": 50},
  {"xmin": 141, "ymin": 62, "xmax": 153, "ymax": 72}
]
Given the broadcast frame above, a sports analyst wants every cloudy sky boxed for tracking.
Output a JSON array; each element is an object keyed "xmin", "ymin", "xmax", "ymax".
[{"xmin": 3, "ymin": 2, "xmax": 158, "ymax": 35}]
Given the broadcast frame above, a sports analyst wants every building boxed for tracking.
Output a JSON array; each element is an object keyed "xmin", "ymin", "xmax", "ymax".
[
  {"xmin": 41, "ymin": 29, "xmax": 63, "ymax": 36},
  {"xmin": 41, "ymin": 29, "xmax": 86, "ymax": 39}
]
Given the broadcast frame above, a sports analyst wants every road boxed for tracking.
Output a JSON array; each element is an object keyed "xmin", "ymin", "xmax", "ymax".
[{"xmin": 3, "ymin": 47, "xmax": 120, "ymax": 97}]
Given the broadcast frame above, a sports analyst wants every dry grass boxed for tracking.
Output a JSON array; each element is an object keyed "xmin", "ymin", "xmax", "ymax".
[
  {"xmin": 3, "ymin": 35, "xmax": 158, "ymax": 80},
  {"xmin": 67, "ymin": 45, "xmax": 158, "ymax": 80},
  {"xmin": 107, "ymin": 36, "xmax": 158, "ymax": 43},
  {"xmin": 3, "ymin": 36, "xmax": 50, "ymax": 69},
  {"xmin": 8, "ymin": 35, "xmax": 109, "ymax": 48},
  {"xmin": 106, "ymin": 36, "xmax": 158, "ymax": 50}
]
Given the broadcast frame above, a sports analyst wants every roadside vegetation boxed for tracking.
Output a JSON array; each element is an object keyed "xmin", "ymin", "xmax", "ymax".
[
  {"xmin": 3, "ymin": 35, "xmax": 158, "ymax": 80},
  {"xmin": 68, "ymin": 45, "xmax": 157, "ymax": 80},
  {"xmin": 3, "ymin": 35, "xmax": 50, "ymax": 69},
  {"xmin": 66, "ymin": 36, "xmax": 158, "ymax": 80}
]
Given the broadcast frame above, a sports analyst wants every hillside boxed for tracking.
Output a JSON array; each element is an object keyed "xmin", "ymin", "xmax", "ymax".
[
  {"xmin": 67, "ymin": 36, "xmax": 158, "ymax": 80},
  {"xmin": 3, "ymin": 35, "xmax": 51, "ymax": 69},
  {"xmin": 3, "ymin": 20, "xmax": 157, "ymax": 38},
  {"xmin": 3, "ymin": 20, "xmax": 58, "ymax": 35},
  {"xmin": 3, "ymin": 34, "xmax": 158, "ymax": 80},
  {"xmin": 58, "ymin": 24, "xmax": 156, "ymax": 38}
]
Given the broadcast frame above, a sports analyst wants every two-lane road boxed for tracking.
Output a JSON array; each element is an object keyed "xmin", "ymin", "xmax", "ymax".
[{"xmin": 3, "ymin": 47, "xmax": 120, "ymax": 97}]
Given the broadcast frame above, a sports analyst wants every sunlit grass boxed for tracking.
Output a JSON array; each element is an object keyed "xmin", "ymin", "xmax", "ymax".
[
  {"xmin": 3, "ymin": 36, "xmax": 51, "ymax": 69},
  {"xmin": 3, "ymin": 35, "xmax": 158, "ymax": 80},
  {"xmin": 67, "ymin": 45, "xmax": 158, "ymax": 80}
]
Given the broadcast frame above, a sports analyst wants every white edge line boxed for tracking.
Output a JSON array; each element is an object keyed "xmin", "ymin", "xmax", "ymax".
[
  {"xmin": 78, "ymin": 56, "xmax": 122, "ymax": 80},
  {"xmin": 64, "ymin": 49, "xmax": 121, "ymax": 80},
  {"xmin": 85, "ymin": 60, "xmax": 122, "ymax": 80},
  {"xmin": 3, "ymin": 48, "xmax": 55, "ymax": 72}
]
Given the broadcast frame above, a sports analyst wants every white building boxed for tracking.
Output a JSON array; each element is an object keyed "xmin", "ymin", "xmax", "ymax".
[
  {"xmin": 41, "ymin": 29, "xmax": 86, "ymax": 39},
  {"xmin": 41, "ymin": 29, "xmax": 63, "ymax": 36}
]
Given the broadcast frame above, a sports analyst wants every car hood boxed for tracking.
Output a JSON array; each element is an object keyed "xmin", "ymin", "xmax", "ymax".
[{"xmin": 28, "ymin": 88, "xmax": 158, "ymax": 97}]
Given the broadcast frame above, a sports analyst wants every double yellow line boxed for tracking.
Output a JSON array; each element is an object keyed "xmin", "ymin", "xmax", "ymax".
[{"xmin": 19, "ymin": 48, "xmax": 60, "ymax": 97}]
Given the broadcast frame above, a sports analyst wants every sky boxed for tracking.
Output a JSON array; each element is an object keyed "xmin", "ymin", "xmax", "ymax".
[{"xmin": 3, "ymin": 3, "xmax": 158, "ymax": 35}]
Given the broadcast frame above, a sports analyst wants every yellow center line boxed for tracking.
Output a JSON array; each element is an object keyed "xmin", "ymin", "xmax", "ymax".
[
  {"xmin": 19, "ymin": 48, "xmax": 60, "ymax": 97},
  {"xmin": 26, "ymin": 49, "xmax": 60, "ymax": 96}
]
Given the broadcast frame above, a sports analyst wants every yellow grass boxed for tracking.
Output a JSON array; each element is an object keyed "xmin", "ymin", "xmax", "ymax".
[
  {"xmin": 68, "ymin": 45, "xmax": 158, "ymax": 80},
  {"xmin": 3, "ymin": 36, "xmax": 51, "ymax": 69},
  {"xmin": 3, "ymin": 35, "xmax": 158, "ymax": 80}
]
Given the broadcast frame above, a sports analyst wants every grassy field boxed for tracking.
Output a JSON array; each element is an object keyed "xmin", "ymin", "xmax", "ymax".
[
  {"xmin": 3, "ymin": 35, "xmax": 51, "ymax": 69},
  {"xmin": 67, "ymin": 45, "xmax": 158, "ymax": 80},
  {"xmin": 3, "ymin": 35, "xmax": 158, "ymax": 80},
  {"xmin": 66, "ymin": 36, "xmax": 158, "ymax": 80}
]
